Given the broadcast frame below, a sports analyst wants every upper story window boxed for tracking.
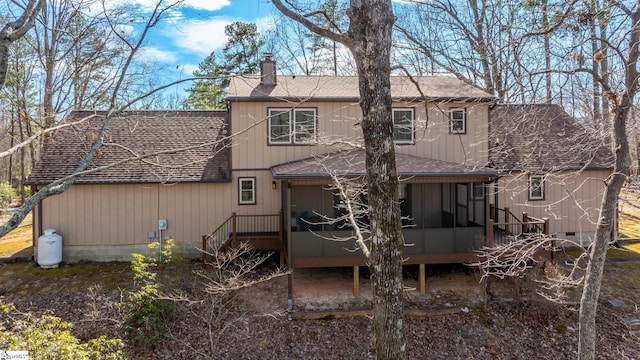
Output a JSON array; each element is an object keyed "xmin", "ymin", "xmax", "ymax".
[
  {"xmin": 528, "ymin": 174, "xmax": 545, "ymax": 201},
  {"xmin": 268, "ymin": 108, "xmax": 317, "ymax": 144},
  {"xmin": 449, "ymin": 108, "xmax": 466, "ymax": 134},
  {"xmin": 393, "ymin": 108, "xmax": 414, "ymax": 144}
]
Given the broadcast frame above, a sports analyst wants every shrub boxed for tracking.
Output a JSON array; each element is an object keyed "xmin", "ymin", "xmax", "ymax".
[
  {"xmin": 0, "ymin": 303, "xmax": 127, "ymax": 360},
  {"xmin": 122, "ymin": 242, "xmax": 180, "ymax": 347},
  {"xmin": 0, "ymin": 183, "xmax": 17, "ymax": 209}
]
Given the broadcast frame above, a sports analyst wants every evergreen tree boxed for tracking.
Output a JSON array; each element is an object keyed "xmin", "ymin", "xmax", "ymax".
[
  {"xmin": 184, "ymin": 22, "xmax": 264, "ymax": 110},
  {"xmin": 183, "ymin": 52, "xmax": 225, "ymax": 109}
]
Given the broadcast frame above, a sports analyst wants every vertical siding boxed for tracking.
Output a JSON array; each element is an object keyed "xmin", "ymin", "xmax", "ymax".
[
  {"xmin": 494, "ymin": 169, "xmax": 610, "ymax": 235},
  {"xmin": 40, "ymin": 182, "xmax": 241, "ymax": 250},
  {"xmin": 230, "ymin": 100, "xmax": 490, "ymax": 171}
]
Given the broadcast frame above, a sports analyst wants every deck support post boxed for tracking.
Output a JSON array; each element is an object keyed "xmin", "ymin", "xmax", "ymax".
[
  {"xmin": 353, "ymin": 266, "xmax": 360, "ymax": 297},
  {"xmin": 488, "ymin": 219, "xmax": 495, "ymax": 247},
  {"xmin": 419, "ymin": 264, "xmax": 426, "ymax": 295}
]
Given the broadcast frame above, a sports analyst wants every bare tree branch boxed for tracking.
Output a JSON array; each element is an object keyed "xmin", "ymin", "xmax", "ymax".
[
  {"xmin": 0, "ymin": 0, "xmax": 45, "ymax": 89},
  {"xmin": 271, "ymin": 0, "xmax": 352, "ymax": 47}
]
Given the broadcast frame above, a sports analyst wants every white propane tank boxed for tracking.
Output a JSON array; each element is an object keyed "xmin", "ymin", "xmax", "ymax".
[{"xmin": 38, "ymin": 228, "xmax": 62, "ymax": 268}]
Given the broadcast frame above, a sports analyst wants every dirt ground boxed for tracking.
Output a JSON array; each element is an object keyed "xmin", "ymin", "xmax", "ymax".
[
  {"xmin": 1, "ymin": 251, "xmax": 640, "ymax": 359},
  {"xmin": 2, "ymin": 194, "xmax": 640, "ymax": 358}
]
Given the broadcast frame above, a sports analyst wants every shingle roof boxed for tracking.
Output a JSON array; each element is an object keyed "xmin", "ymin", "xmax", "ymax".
[
  {"xmin": 228, "ymin": 75, "xmax": 495, "ymax": 102},
  {"xmin": 271, "ymin": 150, "xmax": 498, "ymax": 178},
  {"xmin": 27, "ymin": 110, "xmax": 230, "ymax": 185},
  {"xmin": 489, "ymin": 104, "xmax": 613, "ymax": 171}
]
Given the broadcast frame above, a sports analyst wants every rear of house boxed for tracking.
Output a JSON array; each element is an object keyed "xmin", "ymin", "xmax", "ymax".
[
  {"xmin": 225, "ymin": 68, "xmax": 502, "ymax": 269},
  {"xmin": 27, "ymin": 58, "xmax": 612, "ymax": 271},
  {"xmin": 489, "ymin": 104, "xmax": 613, "ymax": 246},
  {"xmin": 27, "ymin": 110, "xmax": 236, "ymax": 261}
]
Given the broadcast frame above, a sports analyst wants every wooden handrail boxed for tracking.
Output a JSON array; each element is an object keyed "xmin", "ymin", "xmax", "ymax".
[{"xmin": 203, "ymin": 212, "xmax": 284, "ymax": 265}]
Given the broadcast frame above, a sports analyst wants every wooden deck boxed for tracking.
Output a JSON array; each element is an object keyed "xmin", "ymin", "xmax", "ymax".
[{"xmin": 202, "ymin": 213, "xmax": 286, "ymax": 267}]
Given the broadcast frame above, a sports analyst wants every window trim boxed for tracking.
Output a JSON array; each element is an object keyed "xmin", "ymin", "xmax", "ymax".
[
  {"xmin": 238, "ymin": 177, "xmax": 256, "ymax": 205},
  {"xmin": 528, "ymin": 174, "xmax": 545, "ymax": 201},
  {"xmin": 392, "ymin": 107, "xmax": 415, "ymax": 144},
  {"xmin": 449, "ymin": 108, "xmax": 466, "ymax": 134},
  {"xmin": 267, "ymin": 107, "xmax": 317, "ymax": 145}
]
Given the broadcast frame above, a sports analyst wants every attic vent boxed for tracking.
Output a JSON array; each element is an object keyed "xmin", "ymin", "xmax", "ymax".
[{"xmin": 260, "ymin": 53, "xmax": 277, "ymax": 85}]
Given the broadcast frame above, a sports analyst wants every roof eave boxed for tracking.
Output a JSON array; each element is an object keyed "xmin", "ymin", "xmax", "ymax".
[
  {"xmin": 227, "ymin": 96, "xmax": 497, "ymax": 103},
  {"xmin": 272, "ymin": 171, "xmax": 499, "ymax": 179}
]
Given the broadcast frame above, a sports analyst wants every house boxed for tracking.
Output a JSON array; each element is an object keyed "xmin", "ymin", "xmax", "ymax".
[
  {"xmin": 27, "ymin": 57, "xmax": 612, "ymax": 291},
  {"xmin": 27, "ymin": 110, "xmax": 232, "ymax": 260},
  {"xmin": 489, "ymin": 104, "xmax": 613, "ymax": 246}
]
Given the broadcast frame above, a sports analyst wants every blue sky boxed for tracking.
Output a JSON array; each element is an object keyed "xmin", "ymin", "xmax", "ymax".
[
  {"xmin": 127, "ymin": 0, "xmax": 409, "ymax": 94},
  {"xmin": 133, "ymin": 0, "xmax": 273, "ymax": 82}
]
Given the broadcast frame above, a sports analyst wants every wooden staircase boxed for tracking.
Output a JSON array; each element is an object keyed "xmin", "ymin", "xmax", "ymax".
[
  {"xmin": 202, "ymin": 212, "xmax": 286, "ymax": 267},
  {"xmin": 488, "ymin": 206, "xmax": 554, "ymax": 259}
]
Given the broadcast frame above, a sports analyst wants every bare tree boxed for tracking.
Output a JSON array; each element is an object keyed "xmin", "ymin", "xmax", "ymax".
[
  {"xmin": 575, "ymin": 3, "xmax": 637, "ymax": 358},
  {"xmin": 32, "ymin": 0, "xmax": 132, "ymax": 129},
  {"xmin": 266, "ymin": 0, "xmax": 353, "ymax": 75},
  {"xmin": 272, "ymin": 1, "xmax": 406, "ymax": 358},
  {"xmin": 0, "ymin": 35, "xmax": 39, "ymax": 196},
  {"xmin": 0, "ymin": 0, "xmax": 181, "ymax": 238},
  {"xmin": 0, "ymin": 0, "xmax": 44, "ymax": 90}
]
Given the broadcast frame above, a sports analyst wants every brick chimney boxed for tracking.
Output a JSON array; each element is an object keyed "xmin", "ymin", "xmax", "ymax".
[{"xmin": 260, "ymin": 53, "xmax": 277, "ymax": 85}]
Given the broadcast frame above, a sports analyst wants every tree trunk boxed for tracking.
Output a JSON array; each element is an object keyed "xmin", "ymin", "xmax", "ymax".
[
  {"xmin": 272, "ymin": 1, "xmax": 406, "ymax": 358},
  {"xmin": 17, "ymin": 109, "xmax": 26, "ymax": 203},
  {"xmin": 578, "ymin": 66, "xmax": 634, "ymax": 360},
  {"xmin": 542, "ymin": 0, "xmax": 552, "ymax": 103},
  {"xmin": 8, "ymin": 110, "xmax": 15, "ymax": 183},
  {"xmin": 347, "ymin": 2, "xmax": 407, "ymax": 358}
]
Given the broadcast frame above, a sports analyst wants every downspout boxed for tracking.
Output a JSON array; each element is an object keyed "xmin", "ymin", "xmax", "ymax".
[{"xmin": 286, "ymin": 181, "xmax": 293, "ymax": 312}]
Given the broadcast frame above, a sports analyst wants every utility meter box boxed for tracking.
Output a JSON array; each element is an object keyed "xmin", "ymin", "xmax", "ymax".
[{"xmin": 158, "ymin": 219, "xmax": 167, "ymax": 230}]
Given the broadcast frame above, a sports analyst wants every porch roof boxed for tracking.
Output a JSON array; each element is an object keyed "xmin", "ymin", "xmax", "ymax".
[{"xmin": 271, "ymin": 150, "xmax": 498, "ymax": 179}]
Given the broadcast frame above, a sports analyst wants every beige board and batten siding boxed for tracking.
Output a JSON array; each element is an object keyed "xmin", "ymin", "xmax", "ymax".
[
  {"xmin": 494, "ymin": 169, "xmax": 609, "ymax": 243},
  {"xmin": 229, "ymin": 100, "xmax": 490, "ymax": 171},
  {"xmin": 232, "ymin": 170, "xmax": 282, "ymax": 215},
  {"xmin": 39, "ymin": 182, "xmax": 239, "ymax": 261}
]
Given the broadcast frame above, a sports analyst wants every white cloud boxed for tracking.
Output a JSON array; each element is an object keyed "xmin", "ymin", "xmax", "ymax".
[
  {"xmin": 255, "ymin": 15, "xmax": 276, "ymax": 34},
  {"xmin": 170, "ymin": 18, "xmax": 232, "ymax": 57},
  {"xmin": 98, "ymin": 0, "xmax": 230, "ymax": 16},
  {"xmin": 183, "ymin": 0, "xmax": 230, "ymax": 11},
  {"xmin": 179, "ymin": 64, "xmax": 200, "ymax": 75},
  {"xmin": 139, "ymin": 46, "xmax": 178, "ymax": 63},
  {"xmin": 119, "ymin": 0, "xmax": 230, "ymax": 12}
]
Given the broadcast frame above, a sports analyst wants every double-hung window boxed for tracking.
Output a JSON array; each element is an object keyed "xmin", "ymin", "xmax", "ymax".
[
  {"xmin": 450, "ymin": 108, "xmax": 466, "ymax": 134},
  {"xmin": 268, "ymin": 108, "xmax": 317, "ymax": 144},
  {"xmin": 528, "ymin": 175, "xmax": 544, "ymax": 201},
  {"xmin": 393, "ymin": 108, "xmax": 414, "ymax": 144},
  {"xmin": 239, "ymin": 177, "xmax": 256, "ymax": 205}
]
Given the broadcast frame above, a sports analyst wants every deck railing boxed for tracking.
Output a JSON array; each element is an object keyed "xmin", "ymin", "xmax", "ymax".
[
  {"xmin": 488, "ymin": 209, "xmax": 550, "ymax": 247},
  {"xmin": 202, "ymin": 212, "xmax": 283, "ymax": 264}
]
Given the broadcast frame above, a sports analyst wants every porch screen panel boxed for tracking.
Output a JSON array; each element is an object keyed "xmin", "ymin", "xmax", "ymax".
[
  {"xmin": 456, "ymin": 184, "xmax": 468, "ymax": 227},
  {"xmin": 441, "ymin": 183, "xmax": 454, "ymax": 228}
]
